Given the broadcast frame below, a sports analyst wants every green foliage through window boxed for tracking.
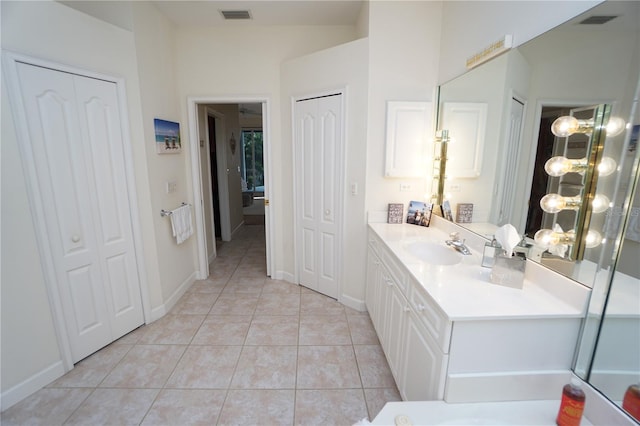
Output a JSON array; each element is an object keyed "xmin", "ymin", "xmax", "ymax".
[{"xmin": 241, "ymin": 130, "xmax": 264, "ymax": 191}]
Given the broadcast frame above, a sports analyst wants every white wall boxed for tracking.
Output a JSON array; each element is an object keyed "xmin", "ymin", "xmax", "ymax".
[
  {"xmin": 131, "ymin": 2, "xmax": 196, "ymax": 316},
  {"xmin": 365, "ymin": 1, "xmax": 443, "ymax": 220},
  {"xmin": 1, "ymin": 70, "xmax": 62, "ymax": 404},
  {"xmin": 0, "ymin": 0, "xmax": 160, "ymax": 407},
  {"xmin": 438, "ymin": 1, "xmax": 603, "ymax": 84},
  {"xmin": 281, "ymin": 38, "xmax": 369, "ymax": 308},
  {"xmin": 173, "ymin": 25, "xmax": 359, "ymax": 280}
]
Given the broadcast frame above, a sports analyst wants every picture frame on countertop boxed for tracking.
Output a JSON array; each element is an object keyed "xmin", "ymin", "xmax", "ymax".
[
  {"xmin": 407, "ymin": 201, "xmax": 433, "ymax": 227},
  {"xmin": 388, "ymin": 203, "xmax": 404, "ymax": 224},
  {"xmin": 441, "ymin": 200, "xmax": 453, "ymax": 221},
  {"xmin": 456, "ymin": 203, "xmax": 474, "ymax": 223}
]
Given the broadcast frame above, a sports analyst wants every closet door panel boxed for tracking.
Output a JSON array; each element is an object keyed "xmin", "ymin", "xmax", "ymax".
[
  {"xmin": 73, "ymin": 74, "xmax": 144, "ymax": 338},
  {"xmin": 16, "ymin": 63, "xmax": 111, "ymax": 361}
]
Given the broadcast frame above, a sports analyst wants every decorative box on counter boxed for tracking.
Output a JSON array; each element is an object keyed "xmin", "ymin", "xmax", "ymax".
[{"xmin": 490, "ymin": 252, "xmax": 526, "ymax": 289}]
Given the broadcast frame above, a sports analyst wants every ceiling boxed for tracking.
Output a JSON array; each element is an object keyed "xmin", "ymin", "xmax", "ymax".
[
  {"xmin": 153, "ymin": 1, "xmax": 365, "ymax": 27},
  {"xmin": 58, "ymin": 1, "xmax": 365, "ymax": 30}
]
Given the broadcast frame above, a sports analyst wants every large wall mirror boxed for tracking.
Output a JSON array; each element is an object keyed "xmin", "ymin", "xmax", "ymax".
[{"xmin": 436, "ymin": 0, "xmax": 639, "ymax": 418}]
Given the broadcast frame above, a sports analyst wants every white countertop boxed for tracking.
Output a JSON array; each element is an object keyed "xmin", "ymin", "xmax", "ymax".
[
  {"xmin": 369, "ymin": 223, "xmax": 589, "ymax": 321},
  {"xmin": 370, "ymin": 400, "xmax": 594, "ymax": 425}
]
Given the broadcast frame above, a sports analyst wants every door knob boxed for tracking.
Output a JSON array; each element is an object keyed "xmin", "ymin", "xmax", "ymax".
[{"xmin": 71, "ymin": 235, "xmax": 81, "ymax": 243}]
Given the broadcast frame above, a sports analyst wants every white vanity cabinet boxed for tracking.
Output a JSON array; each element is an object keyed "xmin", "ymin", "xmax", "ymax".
[
  {"xmin": 365, "ymin": 224, "xmax": 587, "ymax": 403},
  {"xmin": 367, "ymin": 230, "xmax": 450, "ymax": 400}
]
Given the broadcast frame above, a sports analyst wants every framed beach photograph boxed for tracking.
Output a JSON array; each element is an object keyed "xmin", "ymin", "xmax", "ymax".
[
  {"xmin": 154, "ymin": 118, "xmax": 181, "ymax": 154},
  {"xmin": 407, "ymin": 201, "xmax": 433, "ymax": 226}
]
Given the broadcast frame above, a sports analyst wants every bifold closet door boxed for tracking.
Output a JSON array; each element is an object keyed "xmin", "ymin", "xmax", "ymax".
[
  {"xmin": 294, "ymin": 94, "xmax": 342, "ymax": 299},
  {"xmin": 16, "ymin": 62, "xmax": 144, "ymax": 362}
]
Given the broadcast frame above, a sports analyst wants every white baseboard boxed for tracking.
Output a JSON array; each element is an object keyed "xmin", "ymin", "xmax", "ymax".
[
  {"xmin": 272, "ymin": 270, "xmax": 295, "ymax": 283},
  {"xmin": 148, "ymin": 271, "xmax": 198, "ymax": 323},
  {"xmin": 445, "ymin": 370, "xmax": 572, "ymax": 403},
  {"xmin": 1, "ymin": 360, "xmax": 65, "ymax": 411},
  {"xmin": 341, "ymin": 293, "xmax": 366, "ymax": 312}
]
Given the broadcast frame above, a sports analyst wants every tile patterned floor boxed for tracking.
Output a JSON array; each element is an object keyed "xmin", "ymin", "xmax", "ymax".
[{"xmin": 1, "ymin": 225, "xmax": 401, "ymax": 426}]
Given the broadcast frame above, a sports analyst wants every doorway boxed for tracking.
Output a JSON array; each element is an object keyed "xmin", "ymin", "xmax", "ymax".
[
  {"xmin": 208, "ymin": 114, "xmax": 222, "ymax": 240},
  {"xmin": 188, "ymin": 98, "xmax": 273, "ymax": 280}
]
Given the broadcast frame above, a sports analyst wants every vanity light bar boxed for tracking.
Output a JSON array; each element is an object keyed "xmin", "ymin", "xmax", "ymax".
[{"xmin": 466, "ymin": 35, "xmax": 513, "ymax": 69}]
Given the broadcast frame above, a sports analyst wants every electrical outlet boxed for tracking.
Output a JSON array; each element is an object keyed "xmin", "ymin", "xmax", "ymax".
[{"xmin": 400, "ymin": 183, "xmax": 412, "ymax": 192}]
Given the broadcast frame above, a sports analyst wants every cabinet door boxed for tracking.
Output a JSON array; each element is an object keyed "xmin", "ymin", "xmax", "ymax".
[
  {"xmin": 377, "ymin": 267, "xmax": 393, "ymax": 348},
  {"xmin": 385, "ymin": 101, "xmax": 433, "ymax": 177},
  {"xmin": 386, "ymin": 282, "xmax": 408, "ymax": 380},
  {"xmin": 400, "ymin": 309, "xmax": 448, "ymax": 401},
  {"xmin": 365, "ymin": 249, "xmax": 381, "ymax": 326}
]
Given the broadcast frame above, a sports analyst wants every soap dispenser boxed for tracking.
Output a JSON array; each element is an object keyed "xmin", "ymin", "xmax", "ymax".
[{"xmin": 481, "ymin": 236, "xmax": 501, "ymax": 268}]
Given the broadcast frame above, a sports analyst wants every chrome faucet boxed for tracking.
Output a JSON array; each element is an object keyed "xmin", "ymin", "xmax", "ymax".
[{"xmin": 445, "ymin": 232, "xmax": 472, "ymax": 255}]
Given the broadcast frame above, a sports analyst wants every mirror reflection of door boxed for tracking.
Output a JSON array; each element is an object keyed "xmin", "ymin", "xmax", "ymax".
[{"xmin": 525, "ymin": 105, "xmax": 593, "ymax": 239}]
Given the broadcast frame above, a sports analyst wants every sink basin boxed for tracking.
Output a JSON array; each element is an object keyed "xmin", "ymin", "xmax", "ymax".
[{"xmin": 405, "ymin": 241, "xmax": 462, "ymax": 265}]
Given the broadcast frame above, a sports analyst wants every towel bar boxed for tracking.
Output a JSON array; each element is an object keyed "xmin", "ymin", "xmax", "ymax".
[{"xmin": 160, "ymin": 203, "xmax": 189, "ymax": 217}]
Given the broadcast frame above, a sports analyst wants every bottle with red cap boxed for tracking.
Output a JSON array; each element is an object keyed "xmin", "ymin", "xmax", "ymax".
[
  {"xmin": 622, "ymin": 383, "xmax": 640, "ymax": 421},
  {"xmin": 556, "ymin": 377, "xmax": 586, "ymax": 426}
]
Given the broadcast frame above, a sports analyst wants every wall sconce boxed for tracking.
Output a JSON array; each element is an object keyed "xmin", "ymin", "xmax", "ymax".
[
  {"xmin": 537, "ymin": 104, "xmax": 616, "ymax": 259},
  {"xmin": 544, "ymin": 155, "xmax": 617, "ymax": 177},
  {"xmin": 540, "ymin": 193, "xmax": 610, "ymax": 214},
  {"xmin": 551, "ymin": 115, "xmax": 626, "ymax": 137},
  {"xmin": 534, "ymin": 228, "xmax": 603, "ymax": 249},
  {"xmin": 431, "ymin": 129, "xmax": 449, "ymax": 206}
]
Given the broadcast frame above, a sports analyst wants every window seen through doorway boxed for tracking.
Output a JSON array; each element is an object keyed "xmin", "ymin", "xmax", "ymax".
[{"xmin": 241, "ymin": 130, "xmax": 264, "ymax": 193}]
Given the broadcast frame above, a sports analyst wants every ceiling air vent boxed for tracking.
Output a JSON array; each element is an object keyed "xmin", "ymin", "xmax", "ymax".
[
  {"xmin": 220, "ymin": 10, "xmax": 252, "ymax": 20},
  {"xmin": 579, "ymin": 15, "xmax": 618, "ymax": 25}
]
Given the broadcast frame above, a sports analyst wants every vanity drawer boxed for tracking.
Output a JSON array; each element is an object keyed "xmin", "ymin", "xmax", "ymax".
[
  {"xmin": 380, "ymin": 246, "xmax": 408, "ymax": 294},
  {"xmin": 409, "ymin": 279, "xmax": 452, "ymax": 353},
  {"xmin": 368, "ymin": 230, "xmax": 382, "ymax": 258}
]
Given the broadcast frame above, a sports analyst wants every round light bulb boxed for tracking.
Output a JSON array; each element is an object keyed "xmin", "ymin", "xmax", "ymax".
[
  {"xmin": 585, "ymin": 230, "xmax": 603, "ymax": 248},
  {"xmin": 591, "ymin": 194, "xmax": 611, "ymax": 214},
  {"xmin": 540, "ymin": 194, "xmax": 566, "ymax": 213},
  {"xmin": 544, "ymin": 156, "xmax": 571, "ymax": 177},
  {"xmin": 597, "ymin": 157, "xmax": 617, "ymax": 176},
  {"xmin": 551, "ymin": 116, "xmax": 580, "ymax": 137},
  {"xmin": 605, "ymin": 117, "xmax": 626, "ymax": 137},
  {"xmin": 534, "ymin": 229, "xmax": 556, "ymax": 248}
]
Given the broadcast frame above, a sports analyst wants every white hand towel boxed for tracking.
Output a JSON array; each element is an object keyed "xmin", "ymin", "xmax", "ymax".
[{"xmin": 170, "ymin": 204, "xmax": 193, "ymax": 244}]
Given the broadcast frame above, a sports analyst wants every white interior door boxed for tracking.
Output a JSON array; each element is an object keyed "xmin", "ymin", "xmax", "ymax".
[
  {"xmin": 496, "ymin": 97, "xmax": 525, "ymax": 224},
  {"xmin": 16, "ymin": 62, "xmax": 144, "ymax": 362},
  {"xmin": 294, "ymin": 94, "xmax": 343, "ymax": 299}
]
